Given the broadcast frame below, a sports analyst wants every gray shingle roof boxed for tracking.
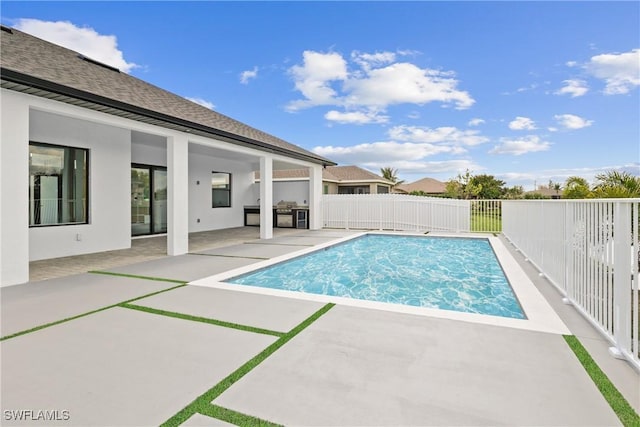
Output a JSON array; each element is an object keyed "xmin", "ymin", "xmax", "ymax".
[
  {"xmin": 396, "ymin": 177, "xmax": 447, "ymax": 194},
  {"xmin": 325, "ymin": 166, "xmax": 390, "ymax": 183},
  {"xmin": 0, "ymin": 26, "xmax": 334, "ymax": 166}
]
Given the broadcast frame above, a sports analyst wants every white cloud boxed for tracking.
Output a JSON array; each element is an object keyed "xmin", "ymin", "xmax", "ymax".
[
  {"xmin": 585, "ymin": 49, "xmax": 640, "ymax": 95},
  {"xmin": 555, "ymin": 79, "xmax": 589, "ymax": 97},
  {"xmin": 359, "ymin": 159, "xmax": 482, "ymax": 175},
  {"xmin": 324, "ymin": 110, "xmax": 389, "ymax": 125},
  {"xmin": 15, "ymin": 18, "xmax": 138, "ymax": 73},
  {"xmin": 240, "ymin": 66, "xmax": 258, "ymax": 84},
  {"xmin": 311, "ymin": 124, "xmax": 488, "ymax": 170},
  {"xmin": 286, "ymin": 49, "xmax": 474, "ymax": 120},
  {"xmin": 554, "ymin": 114, "xmax": 593, "ymax": 130},
  {"xmin": 286, "ymin": 51, "xmax": 348, "ymax": 111},
  {"xmin": 508, "ymin": 116, "xmax": 537, "ymax": 131},
  {"xmin": 468, "ymin": 118, "xmax": 485, "ymax": 126},
  {"xmin": 312, "ymin": 141, "xmax": 455, "ymax": 163},
  {"xmin": 516, "ymin": 83, "xmax": 539, "ymax": 93},
  {"xmin": 351, "ymin": 51, "xmax": 396, "ymax": 70},
  {"xmin": 388, "ymin": 125, "xmax": 488, "ymax": 146},
  {"xmin": 489, "ymin": 136, "xmax": 551, "ymax": 155},
  {"xmin": 186, "ymin": 97, "xmax": 215, "ymax": 110},
  {"xmin": 343, "ymin": 62, "xmax": 474, "ymax": 110},
  {"xmin": 407, "ymin": 111, "xmax": 421, "ymax": 119}
]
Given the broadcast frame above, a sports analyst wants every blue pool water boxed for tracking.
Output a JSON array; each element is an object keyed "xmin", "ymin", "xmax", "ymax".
[{"xmin": 226, "ymin": 234, "xmax": 525, "ymax": 319}]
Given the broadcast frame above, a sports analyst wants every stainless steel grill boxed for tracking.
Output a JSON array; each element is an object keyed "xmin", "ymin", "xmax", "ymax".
[
  {"xmin": 275, "ymin": 200, "xmax": 298, "ymax": 214},
  {"xmin": 276, "ymin": 201, "xmax": 297, "ymax": 227}
]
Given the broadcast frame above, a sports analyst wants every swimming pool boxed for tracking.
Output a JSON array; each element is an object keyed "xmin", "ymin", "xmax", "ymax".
[{"xmin": 224, "ymin": 234, "xmax": 525, "ymax": 319}]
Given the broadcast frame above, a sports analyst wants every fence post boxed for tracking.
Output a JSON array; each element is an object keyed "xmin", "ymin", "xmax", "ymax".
[
  {"xmin": 563, "ymin": 202, "xmax": 574, "ymax": 305},
  {"xmin": 610, "ymin": 201, "xmax": 632, "ymax": 359}
]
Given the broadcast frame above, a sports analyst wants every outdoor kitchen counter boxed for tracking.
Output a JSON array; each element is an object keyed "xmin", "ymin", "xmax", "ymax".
[{"xmin": 243, "ymin": 205, "xmax": 309, "ymax": 228}]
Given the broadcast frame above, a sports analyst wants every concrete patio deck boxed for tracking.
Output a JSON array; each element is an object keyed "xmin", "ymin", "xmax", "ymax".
[{"xmin": 1, "ymin": 228, "xmax": 638, "ymax": 426}]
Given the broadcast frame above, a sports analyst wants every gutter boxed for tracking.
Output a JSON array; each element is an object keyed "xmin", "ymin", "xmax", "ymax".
[{"xmin": 1, "ymin": 68, "xmax": 337, "ymax": 167}]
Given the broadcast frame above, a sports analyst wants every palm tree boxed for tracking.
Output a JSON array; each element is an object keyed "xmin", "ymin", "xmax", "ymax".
[
  {"xmin": 592, "ymin": 171, "xmax": 640, "ymax": 198},
  {"xmin": 563, "ymin": 176, "xmax": 592, "ymax": 199},
  {"xmin": 380, "ymin": 167, "xmax": 405, "ymax": 191}
]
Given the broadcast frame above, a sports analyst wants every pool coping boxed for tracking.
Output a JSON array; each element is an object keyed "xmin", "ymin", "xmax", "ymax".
[{"xmin": 190, "ymin": 231, "xmax": 570, "ymax": 335}]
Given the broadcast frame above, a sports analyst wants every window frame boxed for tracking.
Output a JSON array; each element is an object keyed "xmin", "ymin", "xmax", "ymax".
[
  {"xmin": 211, "ymin": 171, "xmax": 232, "ymax": 208},
  {"xmin": 28, "ymin": 141, "xmax": 89, "ymax": 227},
  {"xmin": 338, "ymin": 185, "xmax": 370, "ymax": 195}
]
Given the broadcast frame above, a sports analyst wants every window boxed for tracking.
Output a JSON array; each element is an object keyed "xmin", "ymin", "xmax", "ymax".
[
  {"xmin": 338, "ymin": 185, "xmax": 370, "ymax": 194},
  {"xmin": 29, "ymin": 142, "xmax": 88, "ymax": 226},
  {"xmin": 377, "ymin": 185, "xmax": 389, "ymax": 194},
  {"xmin": 212, "ymin": 171, "xmax": 231, "ymax": 208},
  {"xmin": 323, "ymin": 184, "xmax": 329, "ymax": 195}
]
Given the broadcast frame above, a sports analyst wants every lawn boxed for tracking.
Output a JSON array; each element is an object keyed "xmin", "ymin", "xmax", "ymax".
[{"xmin": 471, "ymin": 212, "xmax": 502, "ymax": 232}]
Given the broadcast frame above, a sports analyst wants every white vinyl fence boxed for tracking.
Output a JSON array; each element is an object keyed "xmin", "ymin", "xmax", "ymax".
[
  {"xmin": 322, "ymin": 194, "xmax": 470, "ymax": 232},
  {"xmin": 322, "ymin": 194, "xmax": 504, "ymax": 233},
  {"xmin": 503, "ymin": 199, "xmax": 640, "ymax": 370}
]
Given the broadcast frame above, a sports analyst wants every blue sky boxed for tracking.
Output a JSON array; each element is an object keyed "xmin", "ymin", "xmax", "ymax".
[{"xmin": 2, "ymin": 1, "xmax": 639, "ymax": 189}]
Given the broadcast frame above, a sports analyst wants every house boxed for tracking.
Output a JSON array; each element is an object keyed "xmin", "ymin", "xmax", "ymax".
[
  {"xmin": 524, "ymin": 186, "xmax": 562, "ymax": 199},
  {"xmin": 0, "ymin": 26, "xmax": 335, "ymax": 286},
  {"xmin": 324, "ymin": 166, "xmax": 394, "ymax": 195},
  {"xmin": 395, "ymin": 177, "xmax": 447, "ymax": 196},
  {"xmin": 253, "ymin": 165, "xmax": 394, "ymax": 205}
]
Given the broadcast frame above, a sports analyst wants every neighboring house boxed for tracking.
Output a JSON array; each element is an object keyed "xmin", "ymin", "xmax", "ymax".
[
  {"xmin": 0, "ymin": 26, "xmax": 335, "ymax": 286},
  {"xmin": 395, "ymin": 177, "xmax": 447, "ymax": 196},
  {"xmin": 254, "ymin": 165, "xmax": 393, "ymax": 205},
  {"xmin": 524, "ymin": 186, "xmax": 562, "ymax": 199}
]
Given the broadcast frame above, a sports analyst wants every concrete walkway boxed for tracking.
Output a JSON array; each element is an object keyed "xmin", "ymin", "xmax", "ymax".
[
  {"xmin": 1, "ymin": 228, "xmax": 637, "ymax": 426},
  {"xmin": 28, "ymin": 227, "xmax": 303, "ymax": 281}
]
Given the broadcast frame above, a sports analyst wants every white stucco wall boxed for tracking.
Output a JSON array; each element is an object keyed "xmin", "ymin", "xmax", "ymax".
[
  {"xmin": 188, "ymin": 152, "xmax": 255, "ymax": 232},
  {"xmin": 250, "ymin": 180, "xmax": 311, "ymax": 206},
  {"xmin": 131, "ymin": 135, "xmax": 167, "ymax": 166},
  {"xmin": 29, "ymin": 110, "xmax": 131, "ymax": 261}
]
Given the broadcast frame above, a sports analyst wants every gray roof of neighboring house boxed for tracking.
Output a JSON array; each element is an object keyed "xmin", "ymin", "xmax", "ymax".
[
  {"xmin": 525, "ymin": 187, "xmax": 561, "ymax": 197},
  {"xmin": 255, "ymin": 165, "xmax": 393, "ymax": 184},
  {"xmin": 0, "ymin": 26, "xmax": 334, "ymax": 166},
  {"xmin": 325, "ymin": 166, "xmax": 391, "ymax": 183},
  {"xmin": 396, "ymin": 177, "xmax": 447, "ymax": 194}
]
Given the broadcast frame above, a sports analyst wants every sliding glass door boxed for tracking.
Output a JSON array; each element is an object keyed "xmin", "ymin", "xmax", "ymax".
[{"xmin": 131, "ymin": 165, "xmax": 167, "ymax": 236}]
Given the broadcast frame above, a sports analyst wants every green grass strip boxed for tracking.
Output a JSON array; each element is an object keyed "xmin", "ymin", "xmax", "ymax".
[
  {"xmin": 564, "ymin": 335, "xmax": 640, "ymax": 426},
  {"xmin": 161, "ymin": 303, "xmax": 335, "ymax": 427},
  {"xmin": 0, "ymin": 284, "xmax": 186, "ymax": 341},
  {"xmin": 120, "ymin": 303, "xmax": 284, "ymax": 337},
  {"xmin": 197, "ymin": 404, "xmax": 282, "ymax": 427},
  {"xmin": 89, "ymin": 270, "xmax": 187, "ymax": 284}
]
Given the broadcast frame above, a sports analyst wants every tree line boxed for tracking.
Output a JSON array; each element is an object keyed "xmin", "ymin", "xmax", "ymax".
[{"xmin": 380, "ymin": 167, "xmax": 640, "ymax": 200}]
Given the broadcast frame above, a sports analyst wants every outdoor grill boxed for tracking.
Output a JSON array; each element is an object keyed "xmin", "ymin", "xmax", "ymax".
[
  {"xmin": 275, "ymin": 200, "xmax": 298, "ymax": 214},
  {"xmin": 275, "ymin": 200, "xmax": 298, "ymax": 227}
]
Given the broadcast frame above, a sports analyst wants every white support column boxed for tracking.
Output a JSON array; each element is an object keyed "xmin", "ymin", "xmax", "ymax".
[
  {"xmin": 1, "ymin": 93, "xmax": 30, "ymax": 286},
  {"xmin": 259, "ymin": 156, "xmax": 273, "ymax": 240},
  {"xmin": 167, "ymin": 135, "xmax": 189, "ymax": 256},
  {"xmin": 309, "ymin": 165, "xmax": 323, "ymax": 230}
]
